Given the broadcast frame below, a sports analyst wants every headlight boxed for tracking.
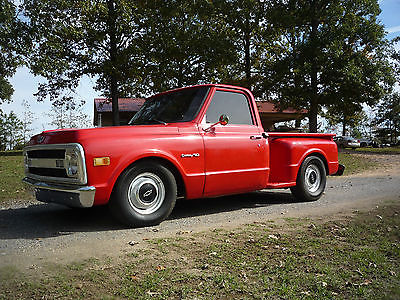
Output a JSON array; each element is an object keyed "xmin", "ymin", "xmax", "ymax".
[{"xmin": 65, "ymin": 149, "xmax": 79, "ymax": 177}]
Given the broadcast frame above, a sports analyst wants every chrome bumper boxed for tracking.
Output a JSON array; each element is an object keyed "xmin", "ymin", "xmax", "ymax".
[{"xmin": 23, "ymin": 177, "xmax": 96, "ymax": 208}]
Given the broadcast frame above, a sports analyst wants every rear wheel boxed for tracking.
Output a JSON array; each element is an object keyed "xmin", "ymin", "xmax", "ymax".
[
  {"xmin": 109, "ymin": 161, "xmax": 177, "ymax": 227},
  {"xmin": 290, "ymin": 156, "xmax": 326, "ymax": 202}
]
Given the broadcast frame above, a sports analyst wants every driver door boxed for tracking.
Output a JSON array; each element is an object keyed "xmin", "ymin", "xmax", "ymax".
[{"xmin": 201, "ymin": 89, "xmax": 268, "ymax": 197}]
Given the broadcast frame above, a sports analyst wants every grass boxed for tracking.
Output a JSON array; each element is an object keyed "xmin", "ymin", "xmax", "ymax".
[
  {"xmin": 0, "ymin": 156, "xmax": 32, "ymax": 204},
  {"xmin": 355, "ymin": 146, "xmax": 400, "ymax": 155},
  {"xmin": 338, "ymin": 152, "xmax": 378, "ymax": 175},
  {"xmin": 1, "ymin": 203, "xmax": 399, "ymax": 299}
]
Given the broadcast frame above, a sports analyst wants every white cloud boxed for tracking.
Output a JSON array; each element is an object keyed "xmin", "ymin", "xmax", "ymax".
[{"xmin": 387, "ymin": 25, "xmax": 400, "ymax": 34}]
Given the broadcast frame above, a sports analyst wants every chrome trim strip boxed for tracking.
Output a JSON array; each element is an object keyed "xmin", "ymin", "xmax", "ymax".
[
  {"xmin": 27, "ymin": 158, "xmax": 65, "ymax": 169},
  {"xmin": 23, "ymin": 177, "xmax": 95, "ymax": 208}
]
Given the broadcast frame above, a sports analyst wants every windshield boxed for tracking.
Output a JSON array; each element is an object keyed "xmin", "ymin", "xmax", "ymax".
[{"xmin": 129, "ymin": 86, "xmax": 209, "ymax": 125}]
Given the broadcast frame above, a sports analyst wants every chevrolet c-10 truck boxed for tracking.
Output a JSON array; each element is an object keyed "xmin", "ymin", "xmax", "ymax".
[{"xmin": 23, "ymin": 84, "xmax": 344, "ymax": 227}]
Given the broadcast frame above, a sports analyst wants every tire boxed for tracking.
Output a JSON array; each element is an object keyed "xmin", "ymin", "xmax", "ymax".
[
  {"xmin": 290, "ymin": 156, "xmax": 326, "ymax": 202},
  {"xmin": 109, "ymin": 161, "xmax": 177, "ymax": 227}
]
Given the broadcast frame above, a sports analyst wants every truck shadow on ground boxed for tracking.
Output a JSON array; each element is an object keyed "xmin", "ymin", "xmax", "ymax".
[{"xmin": 0, "ymin": 190, "xmax": 295, "ymax": 240}]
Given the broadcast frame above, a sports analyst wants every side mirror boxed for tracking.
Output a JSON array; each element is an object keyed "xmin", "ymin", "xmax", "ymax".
[
  {"xmin": 218, "ymin": 114, "xmax": 229, "ymax": 126},
  {"xmin": 203, "ymin": 114, "xmax": 229, "ymax": 132}
]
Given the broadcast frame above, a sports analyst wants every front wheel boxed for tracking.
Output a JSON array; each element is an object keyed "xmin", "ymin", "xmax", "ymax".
[
  {"xmin": 290, "ymin": 156, "xmax": 326, "ymax": 202},
  {"xmin": 109, "ymin": 161, "xmax": 177, "ymax": 227}
]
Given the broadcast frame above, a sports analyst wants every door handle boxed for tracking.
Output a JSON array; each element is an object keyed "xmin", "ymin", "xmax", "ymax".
[{"xmin": 250, "ymin": 135, "xmax": 262, "ymax": 140}]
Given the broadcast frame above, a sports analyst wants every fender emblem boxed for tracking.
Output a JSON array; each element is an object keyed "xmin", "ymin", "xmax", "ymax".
[{"xmin": 181, "ymin": 153, "xmax": 200, "ymax": 158}]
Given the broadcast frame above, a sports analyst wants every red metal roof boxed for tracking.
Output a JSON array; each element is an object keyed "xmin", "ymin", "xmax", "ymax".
[
  {"xmin": 256, "ymin": 101, "xmax": 307, "ymax": 114},
  {"xmin": 94, "ymin": 98, "xmax": 145, "ymax": 113}
]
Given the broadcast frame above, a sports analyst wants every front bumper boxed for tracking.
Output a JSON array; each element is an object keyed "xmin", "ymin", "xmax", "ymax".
[{"xmin": 23, "ymin": 177, "xmax": 96, "ymax": 208}]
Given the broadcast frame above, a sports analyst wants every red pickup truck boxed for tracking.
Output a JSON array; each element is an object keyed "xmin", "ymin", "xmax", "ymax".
[{"xmin": 23, "ymin": 84, "xmax": 343, "ymax": 227}]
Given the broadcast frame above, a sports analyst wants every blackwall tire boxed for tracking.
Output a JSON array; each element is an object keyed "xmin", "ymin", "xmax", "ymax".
[
  {"xmin": 290, "ymin": 156, "xmax": 326, "ymax": 202},
  {"xmin": 109, "ymin": 161, "xmax": 177, "ymax": 227}
]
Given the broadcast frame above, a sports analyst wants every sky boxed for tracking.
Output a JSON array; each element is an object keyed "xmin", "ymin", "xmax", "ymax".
[{"xmin": 2, "ymin": 0, "xmax": 400, "ymax": 135}]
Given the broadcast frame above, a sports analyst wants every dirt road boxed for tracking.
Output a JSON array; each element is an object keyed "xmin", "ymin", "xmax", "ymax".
[{"xmin": 1, "ymin": 153, "xmax": 399, "ymax": 269}]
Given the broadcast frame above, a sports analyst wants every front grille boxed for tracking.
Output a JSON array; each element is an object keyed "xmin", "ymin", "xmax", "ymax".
[
  {"xmin": 28, "ymin": 167, "xmax": 67, "ymax": 178},
  {"xmin": 23, "ymin": 143, "xmax": 87, "ymax": 185},
  {"xmin": 27, "ymin": 149, "xmax": 65, "ymax": 159}
]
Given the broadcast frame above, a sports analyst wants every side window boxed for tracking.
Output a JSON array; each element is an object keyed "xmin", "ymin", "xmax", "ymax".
[{"xmin": 205, "ymin": 90, "xmax": 254, "ymax": 125}]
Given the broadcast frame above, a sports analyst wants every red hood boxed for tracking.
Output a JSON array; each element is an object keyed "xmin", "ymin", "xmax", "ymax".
[{"xmin": 28, "ymin": 125, "xmax": 182, "ymax": 146}]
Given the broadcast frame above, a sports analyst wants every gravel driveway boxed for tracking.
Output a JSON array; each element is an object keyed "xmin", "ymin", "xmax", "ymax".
[{"xmin": 1, "ymin": 154, "xmax": 400, "ymax": 269}]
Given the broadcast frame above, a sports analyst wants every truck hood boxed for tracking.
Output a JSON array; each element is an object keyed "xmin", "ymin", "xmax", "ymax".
[{"xmin": 28, "ymin": 125, "xmax": 182, "ymax": 146}]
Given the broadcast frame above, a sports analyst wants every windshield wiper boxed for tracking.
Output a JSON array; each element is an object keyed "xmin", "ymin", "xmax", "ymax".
[{"xmin": 149, "ymin": 118, "xmax": 167, "ymax": 125}]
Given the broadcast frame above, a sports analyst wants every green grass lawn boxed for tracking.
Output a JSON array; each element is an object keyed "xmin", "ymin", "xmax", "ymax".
[
  {"xmin": 0, "ymin": 156, "xmax": 32, "ymax": 204},
  {"xmin": 1, "ymin": 203, "xmax": 399, "ymax": 299},
  {"xmin": 338, "ymin": 152, "xmax": 378, "ymax": 175},
  {"xmin": 356, "ymin": 146, "xmax": 400, "ymax": 154}
]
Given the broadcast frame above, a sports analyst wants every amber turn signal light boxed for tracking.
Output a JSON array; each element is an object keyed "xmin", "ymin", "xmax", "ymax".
[{"xmin": 93, "ymin": 157, "xmax": 110, "ymax": 166}]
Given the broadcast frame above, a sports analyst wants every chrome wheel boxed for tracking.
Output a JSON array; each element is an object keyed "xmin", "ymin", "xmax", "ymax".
[
  {"xmin": 305, "ymin": 164, "xmax": 321, "ymax": 194},
  {"xmin": 127, "ymin": 172, "xmax": 165, "ymax": 215}
]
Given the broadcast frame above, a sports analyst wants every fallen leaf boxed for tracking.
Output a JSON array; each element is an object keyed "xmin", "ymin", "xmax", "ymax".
[
  {"xmin": 176, "ymin": 230, "xmax": 191, "ymax": 235},
  {"xmin": 156, "ymin": 265, "xmax": 166, "ymax": 271},
  {"xmin": 360, "ymin": 279, "xmax": 372, "ymax": 286}
]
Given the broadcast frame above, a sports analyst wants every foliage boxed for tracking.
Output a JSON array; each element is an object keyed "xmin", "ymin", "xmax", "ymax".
[
  {"xmin": 23, "ymin": 0, "xmax": 148, "ymax": 125},
  {"xmin": 0, "ymin": 110, "xmax": 24, "ymax": 150},
  {"xmin": 0, "ymin": 0, "xmax": 31, "ymax": 102},
  {"xmin": 20, "ymin": 99, "xmax": 36, "ymax": 143},
  {"xmin": 264, "ymin": 0, "xmax": 394, "ymax": 132},
  {"xmin": 209, "ymin": 0, "xmax": 279, "ymax": 96},
  {"xmin": 10, "ymin": 0, "xmax": 397, "ymax": 131},
  {"xmin": 47, "ymin": 101, "xmax": 91, "ymax": 129},
  {"xmin": 373, "ymin": 92, "xmax": 400, "ymax": 144},
  {"xmin": 137, "ymin": 0, "xmax": 234, "ymax": 93}
]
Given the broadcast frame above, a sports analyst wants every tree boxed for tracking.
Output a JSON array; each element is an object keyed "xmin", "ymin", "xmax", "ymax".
[
  {"xmin": 373, "ymin": 92, "xmax": 400, "ymax": 144},
  {"xmin": 264, "ymin": 0, "xmax": 394, "ymax": 132},
  {"xmin": 23, "ymin": 0, "xmax": 147, "ymax": 126},
  {"xmin": 137, "ymin": 0, "xmax": 234, "ymax": 93},
  {"xmin": 0, "ymin": 0, "xmax": 31, "ymax": 102},
  {"xmin": 20, "ymin": 99, "xmax": 36, "ymax": 143},
  {"xmin": 0, "ymin": 110, "xmax": 24, "ymax": 150},
  {"xmin": 47, "ymin": 101, "xmax": 91, "ymax": 129}
]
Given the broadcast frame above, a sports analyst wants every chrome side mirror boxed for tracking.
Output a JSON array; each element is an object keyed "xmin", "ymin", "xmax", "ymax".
[
  {"xmin": 219, "ymin": 114, "xmax": 229, "ymax": 126},
  {"xmin": 203, "ymin": 114, "xmax": 229, "ymax": 132}
]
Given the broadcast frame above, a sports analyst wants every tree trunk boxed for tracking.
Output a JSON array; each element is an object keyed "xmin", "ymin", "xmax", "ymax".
[
  {"xmin": 244, "ymin": 16, "xmax": 251, "ymax": 90},
  {"xmin": 342, "ymin": 117, "xmax": 347, "ymax": 136},
  {"xmin": 107, "ymin": 0, "xmax": 119, "ymax": 126},
  {"xmin": 308, "ymin": 1, "xmax": 318, "ymax": 133}
]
